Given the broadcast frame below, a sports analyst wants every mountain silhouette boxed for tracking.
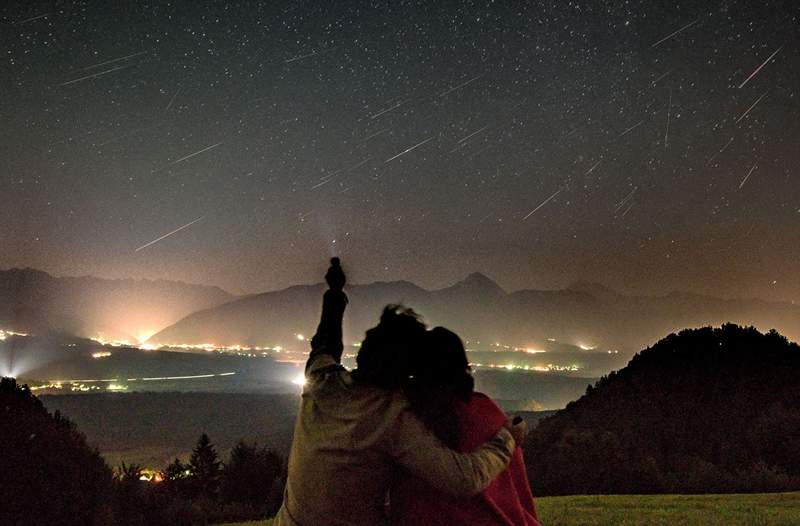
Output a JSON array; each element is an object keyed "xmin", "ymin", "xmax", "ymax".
[
  {"xmin": 148, "ymin": 273, "xmax": 800, "ymax": 356},
  {"xmin": 0, "ymin": 268, "xmax": 233, "ymax": 341}
]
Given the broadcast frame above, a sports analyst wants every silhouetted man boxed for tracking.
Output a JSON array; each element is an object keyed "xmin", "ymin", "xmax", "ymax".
[{"xmin": 275, "ymin": 258, "xmax": 525, "ymax": 526}]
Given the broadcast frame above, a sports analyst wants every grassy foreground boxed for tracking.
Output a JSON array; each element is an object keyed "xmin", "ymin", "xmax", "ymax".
[{"xmin": 219, "ymin": 492, "xmax": 800, "ymax": 526}]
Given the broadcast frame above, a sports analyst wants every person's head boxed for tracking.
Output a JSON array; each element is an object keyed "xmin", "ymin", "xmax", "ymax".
[
  {"xmin": 404, "ymin": 327, "xmax": 474, "ymax": 447},
  {"xmin": 410, "ymin": 327, "xmax": 474, "ymax": 400},
  {"xmin": 354, "ymin": 305, "xmax": 427, "ymax": 389}
]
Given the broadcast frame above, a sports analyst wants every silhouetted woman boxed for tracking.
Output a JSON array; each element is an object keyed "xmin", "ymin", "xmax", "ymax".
[{"xmin": 391, "ymin": 327, "xmax": 541, "ymax": 526}]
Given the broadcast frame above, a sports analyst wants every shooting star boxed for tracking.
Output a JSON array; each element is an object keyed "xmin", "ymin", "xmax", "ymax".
[
  {"xmin": 651, "ymin": 19, "xmax": 698, "ymax": 48},
  {"xmin": 81, "ymin": 51, "xmax": 148, "ymax": 71},
  {"xmin": 738, "ymin": 46, "xmax": 783, "ymax": 89},
  {"xmin": 344, "ymin": 157, "xmax": 372, "ymax": 172},
  {"xmin": 614, "ymin": 187, "xmax": 638, "ymax": 213},
  {"xmin": 739, "ymin": 164, "xmax": 756, "ymax": 190},
  {"xmin": 285, "ymin": 47, "xmax": 335, "ymax": 64},
  {"xmin": 522, "ymin": 189, "xmax": 561, "ymax": 220},
  {"xmin": 311, "ymin": 158, "xmax": 371, "ymax": 190},
  {"xmin": 651, "ymin": 70, "xmax": 672, "ymax": 86},
  {"xmin": 385, "ymin": 137, "xmax": 434, "ymax": 163},
  {"xmin": 169, "ymin": 142, "xmax": 223, "ymax": 165},
  {"xmin": 664, "ymin": 91, "xmax": 672, "ymax": 150},
  {"xmin": 135, "ymin": 216, "xmax": 205, "ymax": 252},
  {"xmin": 356, "ymin": 128, "xmax": 389, "ymax": 144},
  {"xmin": 450, "ymin": 125, "xmax": 490, "ymax": 153},
  {"xmin": 439, "ymin": 75, "xmax": 483, "ymax": 98},
  {"xmin": 369, "ymin": 101, "xmax": 403, "ymax": 119},
  {"xmin": 58, "ymin": 64, "xmax": 132, "ymax": 86},
  {"xmin": 619, "ymin": 120, "xmax": 645, "ymax": 137},
  {"xmin": 706, "ymin": 136, "xmax": 735, "ymax": 166},
  {"xmin": 310, "ymin": 177, "xmax": 335, "ymax": 190},
  {"xmin": 735, "ymin": 92, "xmax": 767, "ymax": 123},
  {"xmin": 457, "ymin": 125, "xmax": 489, "ymax": 144},
  {"xmin": 164, "ymin": 87, "xmax": 182, "ymax": 111},
  {"xmin": 620, "ymin": 202, "xmax": 635, "ymax": 218},
  {"xmin": 584, "ymin": 159, "xmax": 602, "ymax": 175},
  {"xmin": 18, "ymin": 13, "xmax": 52, "ymax": 24}
]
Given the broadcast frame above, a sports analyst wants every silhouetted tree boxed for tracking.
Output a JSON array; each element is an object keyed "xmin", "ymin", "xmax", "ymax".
[
  {"xmin": 221, "ymin": 440, "xmax": 284, "ymax": 512},
  {"xmin": 164, "ymin": 457, "xmax": 189, "ymax": 480},
  {"xmin": 118, "ymin": 461, "xmax": 144, "ymax": 482},
  {"xmin": 0, "ymin": 377, "xmax": 287, "ymax": 525},
  {"xmin": 189, "ymin": 432, "xmax": 221, "ymax": 498}
]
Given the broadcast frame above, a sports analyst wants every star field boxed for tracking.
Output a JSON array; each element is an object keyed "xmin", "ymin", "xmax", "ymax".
[{"xmin": 2, "ymin": 1, "xmax": 798, "ymax": 300}]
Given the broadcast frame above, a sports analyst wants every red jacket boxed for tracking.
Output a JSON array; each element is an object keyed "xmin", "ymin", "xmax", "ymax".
[{"xmin": 391, "ymin": 392, "xmax": 541, "ymax": 526}]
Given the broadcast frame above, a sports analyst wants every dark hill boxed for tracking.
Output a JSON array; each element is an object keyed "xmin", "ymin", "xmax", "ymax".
[
  {"xmin": 0, "ymin": 377, "xmax": 113, "ymax": 525},
  {"xmin": 523, "ymin": 324, "xmax": 800, "ymax": 495}
]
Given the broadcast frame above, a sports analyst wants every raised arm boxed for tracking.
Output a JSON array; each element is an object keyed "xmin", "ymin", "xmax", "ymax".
[
  {"xmin": 306, "ymin": 258, "xmax": 348, "ymax": 373},
  {"xmin": 387, "ymin": 408, "xmax": 522, "ymax": 497}
]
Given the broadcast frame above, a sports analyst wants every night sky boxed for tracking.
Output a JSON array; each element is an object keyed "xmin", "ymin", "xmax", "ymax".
[{"xmin": 2, "ymin": 1, "xmax": 798, "ymax": 300}]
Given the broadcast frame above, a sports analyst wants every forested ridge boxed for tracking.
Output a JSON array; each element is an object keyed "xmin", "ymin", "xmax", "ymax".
[{"xmin": 525, "ymin": 324, "xmax": 800, "ymax": 495}]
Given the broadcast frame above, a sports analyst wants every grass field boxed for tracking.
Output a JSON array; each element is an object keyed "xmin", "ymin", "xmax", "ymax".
[{"xmin": 218, "ymin": 492, "xmax": 800, "ymax": 525}]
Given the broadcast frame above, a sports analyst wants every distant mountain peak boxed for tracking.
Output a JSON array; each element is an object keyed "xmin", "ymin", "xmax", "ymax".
[{"xmin": 448, "ymin": 272, "xmax": 506, "ymax": 295}]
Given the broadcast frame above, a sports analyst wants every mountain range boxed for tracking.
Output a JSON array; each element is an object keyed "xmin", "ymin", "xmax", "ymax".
[
  {"xmin": 147, "ymin": 272, "xmax": 800, "ymax": 356},
  {"xmin": 3, "ymin": 267, "xmax": 799, "ymax": 358}
]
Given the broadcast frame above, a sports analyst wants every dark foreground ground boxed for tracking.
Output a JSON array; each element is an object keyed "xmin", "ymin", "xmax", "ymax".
[{"xmin": 222, "ymin": 492, "xmax": 800, "ymax": 526}]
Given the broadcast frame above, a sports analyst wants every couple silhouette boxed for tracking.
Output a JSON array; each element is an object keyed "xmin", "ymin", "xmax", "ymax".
[{"xmin": 275, "ymin": 258, "xmax": 540, "ymax": 526}]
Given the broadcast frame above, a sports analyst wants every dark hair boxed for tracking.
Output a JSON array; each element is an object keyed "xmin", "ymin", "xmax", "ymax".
[
  {"xmin": 353, "ymin": 305, "xmax": 427, "ymax": 389},
  {"xmin": 404, "ymin": 327, "xmax": 474, "ymax": 448}
]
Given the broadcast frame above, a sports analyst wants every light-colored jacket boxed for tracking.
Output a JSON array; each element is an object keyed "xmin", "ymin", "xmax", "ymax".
[{"xmin": 274, "ymin": 290, "xmax": 516, "ymax": 526}]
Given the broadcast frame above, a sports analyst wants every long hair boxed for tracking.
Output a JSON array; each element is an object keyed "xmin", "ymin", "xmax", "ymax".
[{"xmin": 404, "ymin": 327, "xmax": 474, "ymax": 449}]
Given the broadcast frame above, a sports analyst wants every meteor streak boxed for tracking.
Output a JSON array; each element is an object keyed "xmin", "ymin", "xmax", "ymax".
[
  {"xmin": 739, "ymin": 165, "xmax": 756, "ymax": 190},
  {"xmin": 18, "ymin": 13, "xmax": 51, "ymax": 24},
  {"xmin": 651, "ymin": 70, "xmax": 672, "ymax": 85},
  {"xmin": 457, "ymin": 125, "xmax": 489, "ymax": 144},
  {"xmin": 439, "ymin": 75, "xmax": 483, "ymax": 97},
  {"xmin": 356, "ymin": 129, "xmax": 389, "ymax": 143},
  {"xmin": 169, "ymin": 142, "xmax": 223, "ymax": 165},
  {"xmin": 285, "ymin": 47, "xmax": 335, "ymax": 63},
  {"xmin": 664, "ymin": 91, "xmax": 672, "ymax": 150},
  {"xmin": 81, "ymin": 51, "xmax": 148, "ymax": 70},
  {"xmin": 584, "ymin": 160, "xmax": 602, "ymax": 175},
  {"xmin": 735, "ymin": 92, "xmax": 767, "ymax": 123},
  {"xmin": 369, "ymin": 101, "xmax": 403, "ymax": 119},
  {"xmin": 614, "ymin": 187, "xmax": 638, "ymax": 213},
  {"xmin": 522, "ymin": 189, "xmax": 561, "ymax": 220},
  {"xmin": 651, "ymin": 19, "xmax": 698, "ymax": 47},
  {"xmin": 135, "ymin": 216, "xmax": 205, "ymax": 252},
  {"xmin": 59, "ymin": 64, "xmax": 132, "ymax": 86},
  {"xmin": 384, "ymin": 137, "xmax": 434, "ymax": 163},
  {"xmin": 619, "ymin": 120, "xmax": 644, "ymax": 137},
  {"xmin": 164, "ymin": 87, "xmax": 182, "ymax": 111},
  {"xmin": 706, "ymin": 136, "xmax": 735, "ymax": 165},
  {"xmin": 738, "ymin": 46, "xmax": 783, "ymax": 89}
]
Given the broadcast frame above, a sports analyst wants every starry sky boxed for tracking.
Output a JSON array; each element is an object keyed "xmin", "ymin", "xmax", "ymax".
[{"xmin": 2, "ymin": 1, "xmax": 798, "ymax": 300}]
